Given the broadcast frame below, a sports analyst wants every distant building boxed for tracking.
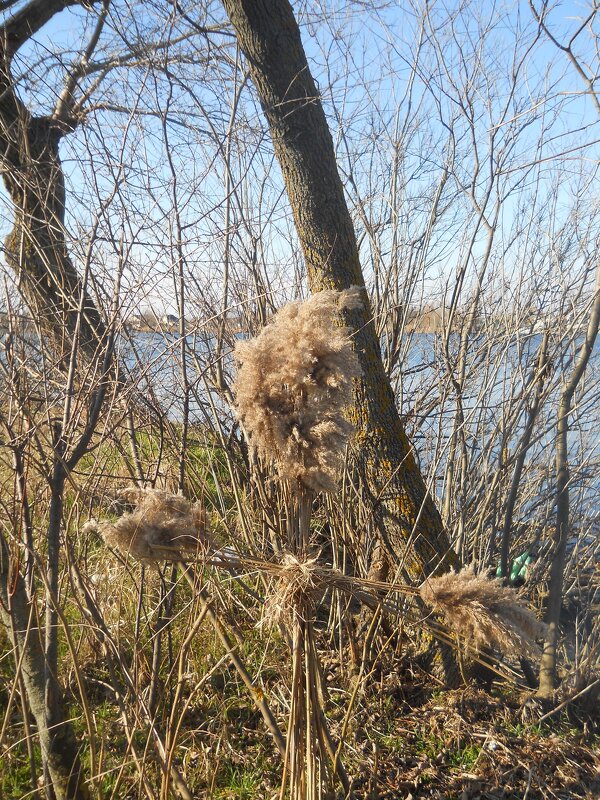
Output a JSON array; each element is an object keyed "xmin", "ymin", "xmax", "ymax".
[
  {"xmin": 404, "ymin": 306, "xmax": 444, "ymax": 333},
  {"xmin": 127, "ymin": 314, "xmax": 142, "ymax": 330}
]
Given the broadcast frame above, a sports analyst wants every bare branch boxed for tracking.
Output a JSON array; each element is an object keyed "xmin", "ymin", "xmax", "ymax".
[
  {"xmin": 1, "ymin": 0, "xmax": 83, "ymax": 57},
  {"xmin": 54, "ymin": 0, "xmax": 110, "ymax": 122}
]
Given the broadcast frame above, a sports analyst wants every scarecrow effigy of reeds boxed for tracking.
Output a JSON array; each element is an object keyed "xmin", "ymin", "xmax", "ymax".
[
  {"xmin": 233, "ymin": 287, "xmax": 363, "ymax": 800},
  {"xmin": 92, "ymin": 287, "xmax": 547, "ymax": 800}
]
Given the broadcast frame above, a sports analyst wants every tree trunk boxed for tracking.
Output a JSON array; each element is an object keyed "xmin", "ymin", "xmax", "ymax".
[
  {"xmin": 0, "ymin": 533, "xmax": 88, "ymax": 800},
  {"xmin": 0, "ymin": 108, "xmax": 107, "ymax": 362},
  {"xmin": 0, "ymin": 1, "xmax": 108, "ymax": 363},
  {"xmin": 220, "ymin": 0, "xmax": 459, "ymax": 582},
  {"xmin": 0, "ymin": 5, "xmax": 107, "ymax": 796}
]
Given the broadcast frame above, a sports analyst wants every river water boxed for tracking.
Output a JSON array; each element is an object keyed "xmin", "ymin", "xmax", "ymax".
[{"xmin": 126, "ymin": 330, "xmax": 600, "ymax": 511}]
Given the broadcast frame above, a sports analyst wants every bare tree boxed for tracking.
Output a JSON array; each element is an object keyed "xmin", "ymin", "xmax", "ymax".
[
  {"xmin": 219, "ymin": 0, "xmax": 459, "ymax": 595},
  {"xmin": 528, "ymin": 0, "xmax": 600, "ymax": 698},
  {"xmin": 0, "ymin": 0, "xmax": 110, "ymax": 359},
  {"xmin": 0, "ymin": 4, "xmax": 112, "ymax": 797},
  {"xmin": 537, "ymin": 261, "xmax": 600, "ymax": 697}
]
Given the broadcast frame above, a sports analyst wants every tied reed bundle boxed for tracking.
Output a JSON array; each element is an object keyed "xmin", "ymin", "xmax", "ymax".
[
  {"xmin": 419, "ymin": 567, "xmax": 547, "ymax": 658},
  {"xmin": 85, "ymin": 488, "xmax": 211, "ymax": 563},
  {"xmin": 93, "ymin": 489, "xmax": 289, "ymax": 761},
  {"xmin": 262, "ymin": 553, "xmax": 330, "ymax": 628},
  {"xmin": 234, "ymin": 289, "xmax": 361, "ymax": 799},
  {"xmin": 234, "ymin": 287, "xmax": 362, "ymax": 493}
]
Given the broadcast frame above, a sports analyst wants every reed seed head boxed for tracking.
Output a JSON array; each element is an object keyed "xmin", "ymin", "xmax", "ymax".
[
  {"xmin": 87, "ymin": 487, "xmax": 211, "ymax": 564},
  {"xmin": 419, "ymin": 566, "xmax": 546, "ymax": 658},
  {"xmin": 233, "ymin": 287, "xmax": 363, "ymax": 493}
]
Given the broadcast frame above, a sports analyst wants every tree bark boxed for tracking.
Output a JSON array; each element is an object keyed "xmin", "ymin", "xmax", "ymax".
[
  {"xmin": 0, "ymin": 1, "xmax": 107, "ymax": 362},
  {"xmin": 0, "ymin": 533, "xmax": 88, "ymax": 800},
  {"xmin": 220, "ymin": 0, "xmax": 459, "ymax": 581}
]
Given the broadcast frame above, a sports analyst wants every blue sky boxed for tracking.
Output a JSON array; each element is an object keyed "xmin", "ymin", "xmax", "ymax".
[{"xmin": 1, "ymin": 0, "xmax": 599, "ymax": 315}]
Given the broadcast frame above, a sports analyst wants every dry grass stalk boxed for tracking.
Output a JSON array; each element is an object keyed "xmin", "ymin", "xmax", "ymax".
[
  {"xmin": 257, "ymin": 549, "xmax": 355, "ymax": 797},
  {"xmin": 419, "ymin": 566, "xmax": 547, "ymax": 658},
  {"xmin": 233, "ymin": 287, "xmax": 362, "ymax": 493},
  {"xmin": 85, "ymin": 488, "xmax": 212, "ymax": 563}
]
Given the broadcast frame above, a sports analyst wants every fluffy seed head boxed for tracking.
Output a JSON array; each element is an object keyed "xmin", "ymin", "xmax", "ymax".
[
  {"xmin": 419, "ymin": 566, "xmax": 546, "ymax": 658},
  {"xmin": 233, "ymin": 287, "xmax": 363, "ymax": 493},
  {"xmin": 87, "ymin": 488, "xmax": 212, "ymax": 564}
]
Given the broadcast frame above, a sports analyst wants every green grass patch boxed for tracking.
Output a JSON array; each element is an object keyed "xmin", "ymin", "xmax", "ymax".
[
  {"xmin": 213, "ymin": 762, "xmax": 264, "ymax": 799},
  {"xmin": 448, "ymin": 743, "xmax": 481, "ymax": 769},
  {"xmin": 1, "ymin": 743, "xmax": 41, "ymax": 800}
]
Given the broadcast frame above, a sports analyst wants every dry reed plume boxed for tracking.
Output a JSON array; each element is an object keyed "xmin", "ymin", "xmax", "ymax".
[
  {"xmin": 85, "ymin": 488, "xmax": 211, "ymax": 563},
  {"xmin": 419, "ymin": 567, "xmax": 547, "ymax": 658},
  {"xmin": 234, "ymin": 287, "xmax": 362, "ymax": 493}
]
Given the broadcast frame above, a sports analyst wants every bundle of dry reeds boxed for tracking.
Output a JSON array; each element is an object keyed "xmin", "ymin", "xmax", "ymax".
[
  {"xmin": 419, "ymin": 566, "xmax": 547, "ymax": 658},
  {"xmin": 84, "ymin": 488, "xmax": 212, "ymax": 563}
]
